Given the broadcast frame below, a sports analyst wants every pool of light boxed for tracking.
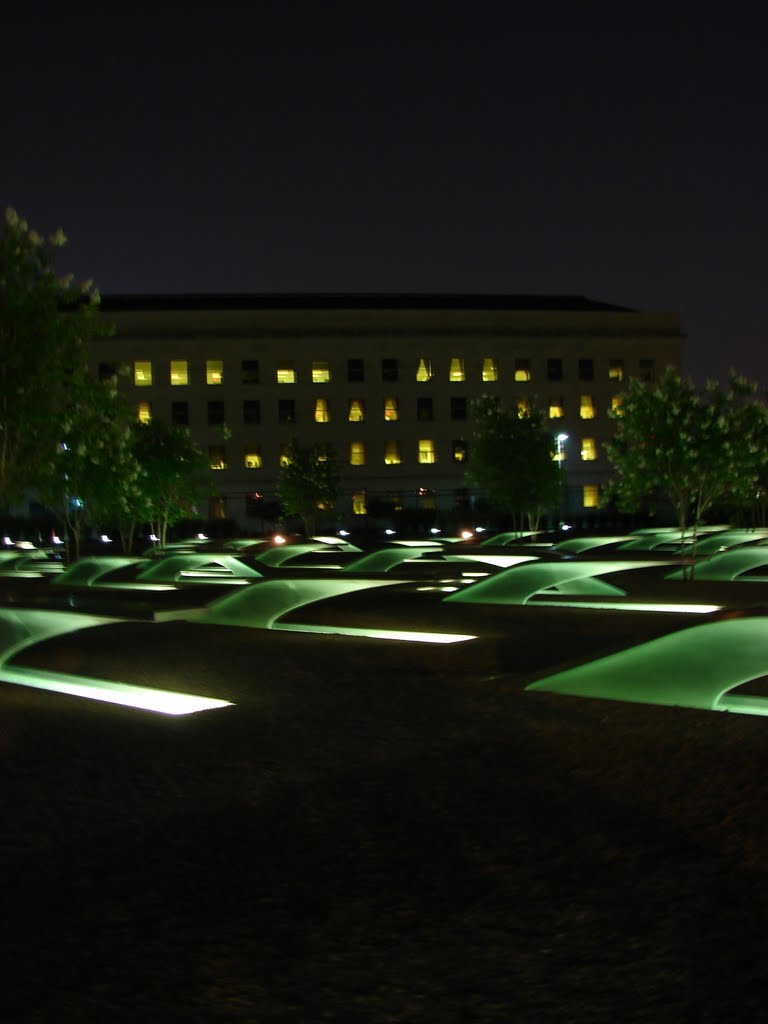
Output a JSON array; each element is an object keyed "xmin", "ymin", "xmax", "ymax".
[
  {"xmin": 0, "ymin": 664, "xmax": 233, "ymax": 715},
  {"xmin": 530, "ymin": 601, "xmax": 722, "ymax": 614},
  {"xmin": 274, "ymin": 623, "xmax": 476, "ymax": 643}
]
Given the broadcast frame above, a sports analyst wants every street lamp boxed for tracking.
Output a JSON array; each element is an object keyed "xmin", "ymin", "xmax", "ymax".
[{"xmin": 555, "ymin": 433, "xmax": 569, "ymax": 528}]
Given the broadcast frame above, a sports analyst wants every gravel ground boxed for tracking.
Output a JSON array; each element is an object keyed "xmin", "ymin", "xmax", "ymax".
[{"xmin": 3, "ymin": 606, "xmax": 768, "ymax": 1022}]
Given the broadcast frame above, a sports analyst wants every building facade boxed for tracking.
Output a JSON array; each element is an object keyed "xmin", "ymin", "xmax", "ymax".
[{"xmin": 94, "ymin": 294, "xmax": 684, "ymax": 531}]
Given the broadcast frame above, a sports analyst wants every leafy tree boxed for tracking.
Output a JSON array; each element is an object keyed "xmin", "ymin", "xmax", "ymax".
[
  {"xmin": 0, "ymin": 207, "xmax": 107, "ymax": 509},
  {"xmin": 277, "ymin": 438, "xmax": 340, "ymax": 536},
  {"xmin": 466, "ymin": 395, "xmax": 561, "ymax": 534},
  {"xmin": 605, "ymin": 368, "xmax": 768, "ymax": 578},
  {"xmin": 37, "ymin": 373, "xmax": 141, "ymax": 559},
  {"xmin": 130, "ymin": 420, "xmax": 209, "ymax": 548}
]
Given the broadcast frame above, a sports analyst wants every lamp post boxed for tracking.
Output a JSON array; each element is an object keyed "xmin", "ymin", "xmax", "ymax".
[{"xmin": 556, "ymin": 433, "xmax": 569, "ymax": 529}]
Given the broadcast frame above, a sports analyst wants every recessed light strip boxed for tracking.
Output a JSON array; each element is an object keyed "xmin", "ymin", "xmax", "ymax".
[{"xmin": 0, "ymin": 665, "xmax": 233, "ymax": 715}]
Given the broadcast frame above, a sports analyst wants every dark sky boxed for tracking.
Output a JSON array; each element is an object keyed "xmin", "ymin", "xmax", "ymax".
[{"xmin": 3, "ymin": 2, "xmax": 766, "ymax": 385}]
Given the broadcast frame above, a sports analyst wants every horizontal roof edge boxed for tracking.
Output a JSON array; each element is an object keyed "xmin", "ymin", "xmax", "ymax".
[{"xmin": 99, "ymin": 292, "xmax": 638, "ymax": 314}]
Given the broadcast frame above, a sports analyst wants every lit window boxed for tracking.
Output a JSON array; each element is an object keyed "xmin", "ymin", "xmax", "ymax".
[
  {"xmin": 482, "ymin": 357, "xmax": 498, "ymax": 382},
  {"xmin": 134, "ymin": 361, "xmax": 152, "ymax": 386},
  {"xmin": 384, "ymin": 440, "xmax": 401, "ymax": 465},
  {"xmin": 276, "ymin": 362, "xmax": 296, "ymax": 384},
  {"xmin": 243, "ymin": 399, "xmax": 260, "ymax": 424},
  {"xmin": 209, "ymin": 445, "xmax": 227, "ymax": 470},
  {"xmin": 384, "ymin": 397, "xmax": 399, "ymax": 422},
  {"xmin": 583, "ymin": 484, "xmax": 600, "ymax": 509},
  {"xmin": 279, "ymin": 444, "xmax": 291, "ymax": 467},
  {"xmin": 352, "ymin": 491, "xmax": 367, "ymax": 515},
  {"xmin": 244, "ymin": 447, "xmax": 262, "ymax": 469},
  {"xmin": 449, "ymin": 358, "xmax": 465, "ymax": 382},
  {"xmin": 554, "ymin": 433, "xmax": 568, "ymax": 463},
  {"xmin": 452, "ymin": 440, "xmax": 468, "ymax": 463},
  {"xmin": 170, "ymin": 360, "xmax": 188, "ymax": 385},
  {"xmin": 312, "ymin": 361, "xmax": 331, "ymax": 383},
  {"xmin": 418, "ymin": 439, "xmax": 436, "ymax": 464},
  {"xmin": 348, "ymin": 399, "xmax": 365, "ymax": 423},
  {"xmin": 514, "ymin": 358, "xmax": 531, "ymax": 382},
  {"xmin": 241, "ymin": 359, "xmax": 259, "ymax": 385},
  {"xmin": 314, "ymin": 398, "xmax": 330, "ymax": 423},
  {"xmin": 350, "ymin": 441, "xmax": 366, "ymax": 466},
  {"xmin": 580, "ymin": 395, "xmax": 596, "ymax": 419},
  {"xmin": 581, "ymin": 438, "xmax": 597, "ymax": 461},
  {"xmin": 611, "ymin": 394, "xmax": 623, "ymax": 415},
  {"xmin": 517, "ymin": 398, "xmax": 531, "ymax": 417},
  {"xmin": 609, "ymin": 359, "xmax": 624, "ymax": 382},
  {"xmin": 206, "ymin": 360, "xmax": 223, "ymax": 385},
  {"xmin": 137, "ymin": 401, "xmax": 152, "ymax": 424},
  {"xmin": 549, "ymin": 397, "xmax": 564, "ymax": 419},
  {"xmin": 578, "ymin": 358, "xmax": 594, "ymax": 381},
  {"xmin": 416, "ymin": 358, "xmax": 433, "ymax": 382},
  {"xmin": 547, "ymin": 358, "xmax": 563, "ymax": 381}
]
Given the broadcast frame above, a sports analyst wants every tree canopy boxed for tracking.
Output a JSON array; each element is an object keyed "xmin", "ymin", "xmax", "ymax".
[
  {"xmin": 0, "ymin": 207, "xmax": 107, "ymax": 509},
  {"xmin": 277, "ymin": 438, "xmax": 340, "ymax": 536},
  {"xmin": 466, "ymin": 395, "xmax": 561, "ymax": 534},
  {"xmin": 130, "ymin": 420, "xmax": 209, "ymax": 548},
  {"xmin": 605, "ymin": 367, "xmax": 768, "ymax": 576}
]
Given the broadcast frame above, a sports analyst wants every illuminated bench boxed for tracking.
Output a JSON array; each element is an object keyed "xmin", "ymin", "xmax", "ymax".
[{"xmin": 527, "ymin": 617, "xmax": 768, "ymax": 717}]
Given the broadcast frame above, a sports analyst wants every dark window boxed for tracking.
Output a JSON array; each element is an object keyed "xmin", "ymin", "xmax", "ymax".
[
  {"xmin": 547, "ymin": 358, "xmax": 563, "ymax": 381},
  {"xmin": 207, "ymin": 400, "xmax": 225, "ymax": 425},
  {"xmin": 347, "ymin": 358, "xmax": 365, "ymax": 382},
  {"xmin": 417, "ymin": 397, "xmax": 434, "ymax": 421},
  {"xmin": 450, "ymin": 396, "xmax": 467, "ymax": 421},
  {"xmin": 241, "ymin": 359, "xmax": 259, "ymax": 385},
  {"xmin": 578, "ymin": 358, "xmax": 594, "ymax": 381},
  {"xmin": 246, "ymin": 492, "xmax": 264, "ymax": 517},
  {"xmin": 171, "ymin": 401, "xmax": 189, "ymax": 426},
  {"xmin": 243, "ymin": 399, "xmax": 261, "ymax": 425},
  {"xmin": 278, "ymin": 398, "xmax": 296, "ymax": 425},
  {"xmin": 382, "ymin": 358, "xmax": 399, "ymax": 382},
  {"xmin": 639, "ymin": 358, "xmax": 655, "ymax": 381},
  {"xmin": 98, "ymin": 362, "xmax": 118, "ymax": 381}
]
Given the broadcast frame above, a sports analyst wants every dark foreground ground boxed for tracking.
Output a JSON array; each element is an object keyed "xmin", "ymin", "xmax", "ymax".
[{"xmin": 3, "ymin": 604, "xmax": 768, "ymax": 1022}]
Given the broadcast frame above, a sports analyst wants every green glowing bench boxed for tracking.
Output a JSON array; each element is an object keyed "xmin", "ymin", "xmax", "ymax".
[
  {"xmin": 553, "ymin": 536, "xmax": 635, "ymax": 554},
  {"xmin": 52, "ymin": 556, "xmax": 148, "ymax": 587},
  {"xmin": 341, "ymin": 547, "xmax": 444, "ymax": 573},
  {"xmin": 136, "ymin": 553, "xmax": 264, "ymax": 583},
  {"xmin": 666, "ymin": 547, "xmax": 768, "ymax": 582},
  {"xmin": 443, "ymin": 560, "xmax": 664, "ymax": 606},
  {"xmin": 0, "ymin": 607, "xmax": 232, "ymax": 715},
  {"xmin": 526, "ymin": 617, "xmax": 768, "ymax": 717}
]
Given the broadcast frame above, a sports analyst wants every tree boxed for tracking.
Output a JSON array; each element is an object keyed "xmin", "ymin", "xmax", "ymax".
[
  {"xmin": 605, "ymin": 368, "xmax": 768, "ymax": 578},
  {"xmin": 36, "ymin": 372, "xmax": 141, "ymax": 560},
  {"xmin": 130, "ymin": 420, "xmax": 209, "ymax": 548},
  {"xmin": 0, "ymin": 208, "xmax": 107, "ymax": 509},
  {"xmin": 466, "ymin": 395, "xmax": 561, "ymax": 534},
  {"xmin": 277, "ymin": 438, "xmax": 340, "ymax": 536}
]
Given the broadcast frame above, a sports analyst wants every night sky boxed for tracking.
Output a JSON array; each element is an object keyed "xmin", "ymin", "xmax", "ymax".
[{"xmin": 3, "ymin": 2, "xmax": 766, "ymax": 386}]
